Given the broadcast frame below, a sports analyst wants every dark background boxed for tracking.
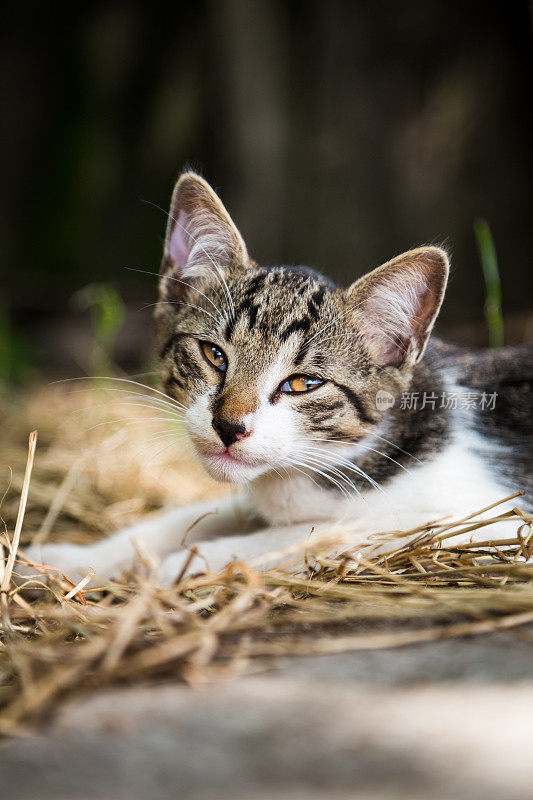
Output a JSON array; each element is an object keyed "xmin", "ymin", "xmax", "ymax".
[{"xmin": 2, "ymin": 1, "xmax": 532, "ymax": 379}]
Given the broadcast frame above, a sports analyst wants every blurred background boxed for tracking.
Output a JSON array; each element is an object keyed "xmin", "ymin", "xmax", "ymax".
[{"xmin": 2, "ymin": 0, "xmax": 532, "ymax": 383}]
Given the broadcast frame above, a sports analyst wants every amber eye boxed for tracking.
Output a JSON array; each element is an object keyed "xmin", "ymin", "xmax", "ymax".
[
  {"xmin": 279, "ymin": 376, "xmax": 324, "ymax": 394},
  {"xmin": 200, "ymin": 341, "xmax": 227, "ymax": 372}
]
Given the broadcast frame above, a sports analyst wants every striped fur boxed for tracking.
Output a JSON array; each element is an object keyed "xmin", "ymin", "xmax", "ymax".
[{"xmin": 23, "ymin": 171, "xmax": 531, "ymax": 588}]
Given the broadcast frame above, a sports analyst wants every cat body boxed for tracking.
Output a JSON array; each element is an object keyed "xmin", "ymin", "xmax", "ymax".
[{"xmin": 25, "ymin": 173, "xmax": 532, "ymax": 587}]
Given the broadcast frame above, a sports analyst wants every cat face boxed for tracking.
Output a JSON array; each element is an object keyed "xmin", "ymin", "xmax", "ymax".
[{"xmin": 156, "ymin": 172, "xmax": 449, "ymax": 484}]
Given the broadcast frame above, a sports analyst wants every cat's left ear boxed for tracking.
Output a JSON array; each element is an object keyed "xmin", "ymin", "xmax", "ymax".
[
  {"xmin": 160, "ymin": 171, "xmax": 249, "ymax": 300},
  {"xmin": 345, "ymin": 246, "xmax": 449, "ymax": 367}
]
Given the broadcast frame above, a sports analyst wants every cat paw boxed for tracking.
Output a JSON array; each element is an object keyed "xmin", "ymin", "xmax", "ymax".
[
  {"xmin": 156, "ymin": 549, "xmax": 204, "ymax": 587},
  {"xmin": 20, "ymin": 542, "xmax": 102, "ymax": 588}
]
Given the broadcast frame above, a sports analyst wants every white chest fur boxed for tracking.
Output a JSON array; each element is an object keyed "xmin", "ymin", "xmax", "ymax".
[{"xmin": 251, "ymin": 431, "xmax": 516, "ymax": 541}]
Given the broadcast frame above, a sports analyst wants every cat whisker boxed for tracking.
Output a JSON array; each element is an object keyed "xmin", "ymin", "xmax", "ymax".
[
  {"xmin": 53, "ymin": 377, "xmax": 187, "ymax": 412},
  {"xmin": 371, "ymin": 432, "xmax": 423, "ymax": 464},
  {"xmin": 299, "ymin": 445, "xmax": 387, "ymax": 495},
  {"xmin": 296, "ymin": 454, "xmax": 363, "ymax": 502},
  {"xmin": 307, "ymin": 422, "xmax": 424, "ymax": 467},
  {"xmin": 297, "ymin": 446, "xmax": 377, "ymax": 496},
  {"xmin": 140, "ymin": 429, "xmax": 189, "ymax": 446},
  {"xmin": 129, "ymin": 430, "xmax": 191, "ymax": 464},
  {"xmin": 305, "ymin": 299, "xmax": 366, "ymax": 349},
  {"xmin": 73, "ymin": 386, "xmax": 188, "ymax": 413},
  {"xmin": 310, "ymin": 333, "xmax": 361, "ymax": 346},
  {"xmin": 141, "ymin": 439, "xmax": 188, "ymax": 472},
  {"xmin": 277, "ymin": 459, "xmax": 324, "ymax": 493},
  {"xmin": 298, "ymin": 446, "xmax": 400, "ymax": 526},
  {"xmin": 96, "ymin": 430, "xmax": 188, "ymax": 460},
  {"xmin": 71, "ymin": 394, "xmax": 186, "ymax": 417},
  {"xmin": 124, "ymin": 266, "xmax": 226, "ymax": 325},
  {"xmin": 271, "ymin": 467, "xmax": 286, "ymax": 482},
  {"xmin": 308, "ymin": 436, "xmax": 412, "ymax": 475},
  {"xmin": 138, "ymin": 300, "xmax": 221, "ymax": 325},
  {"xmin": 282, "ymin": 455, "xmax": 356, "ymax": 501},
  {"xmin": 71, "ymin": 399, "xmax": 186, "ymax": 421},
  {"xmin": 73, "ymin": 401, "xmax": 184, "ymax": 422},
  {"xmin": 85, "ymin": 416, "xmax": 183, "ymax": 433},
  {"xmin": 316, "ymin": 332, "xmax": 406, "ymax": 355}
]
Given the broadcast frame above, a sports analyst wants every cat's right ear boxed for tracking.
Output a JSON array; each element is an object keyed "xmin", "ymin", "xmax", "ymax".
[{"xmin": 159, "ymin": 171, "xmax": 248, "ymax": 301}]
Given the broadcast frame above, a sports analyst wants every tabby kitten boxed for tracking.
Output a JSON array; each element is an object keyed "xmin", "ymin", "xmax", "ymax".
[{"xmin": 26, "ymin": 171, "xmax": 532, "ymax": 586}]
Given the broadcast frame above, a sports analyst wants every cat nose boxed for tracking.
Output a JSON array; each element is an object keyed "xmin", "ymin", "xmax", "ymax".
[{"xmin": 212, "ymin": 418, "xmax": 249, "ymax": 448}]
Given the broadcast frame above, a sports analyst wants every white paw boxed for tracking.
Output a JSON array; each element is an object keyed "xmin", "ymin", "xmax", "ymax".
[
  {"xmin": 22, "ymin": 542, "xmax": 103, "ymax": 586},
  {"xmin": 156, "ymin": 549, "xmax": 202, "ymax": 587}
]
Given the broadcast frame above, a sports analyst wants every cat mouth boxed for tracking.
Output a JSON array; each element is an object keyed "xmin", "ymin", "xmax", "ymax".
[
  {"xmin": 202, "ymin": 448, "xmax": 267, "ymax": 482},
  {"xmin": 206, "ymin": 449, "xmax": 258, "ymax": 469}
]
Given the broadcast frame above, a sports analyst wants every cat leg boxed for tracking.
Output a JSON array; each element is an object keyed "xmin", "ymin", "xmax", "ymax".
[
  {"xmin": 21, "ymin": 493, "xmax": 255, "ymax": 587},
  {"xmin": 157, "ymin": 520, "xmax": 319, "ymax": 586}
]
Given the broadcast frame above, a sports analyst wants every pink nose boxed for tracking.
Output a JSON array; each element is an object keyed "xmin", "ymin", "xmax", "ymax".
[{"xmin": 212, "ymin": 418, "xmax": 251, "ymax": 447}]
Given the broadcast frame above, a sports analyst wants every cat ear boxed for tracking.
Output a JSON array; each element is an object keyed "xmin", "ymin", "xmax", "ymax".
[
  {"xmin": 346, "ymin": 247, "xmax": 449, "ymax": 367},
  {"xmin": 159, "ymin": 171, "xmax": 248, "ymax": 300}
]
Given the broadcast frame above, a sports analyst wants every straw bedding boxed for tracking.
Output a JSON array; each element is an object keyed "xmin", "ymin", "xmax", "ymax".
[{"xmin": 1, "ymin": 382, "xmax": 532, "ymax": 734}]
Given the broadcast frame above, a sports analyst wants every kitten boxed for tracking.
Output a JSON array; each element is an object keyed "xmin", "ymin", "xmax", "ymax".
[{"xmin": 25, "ymin": 171, "xmax": 532, "ymax": 587}]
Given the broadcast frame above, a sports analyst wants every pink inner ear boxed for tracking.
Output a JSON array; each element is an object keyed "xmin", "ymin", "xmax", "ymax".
[
  {"xmin": 364, "ymin": 270, "xmax": 433, "ymax": 366},
  {"xmin": 169, "ymin": 210, "xmax": 191, "ymax": 267}
]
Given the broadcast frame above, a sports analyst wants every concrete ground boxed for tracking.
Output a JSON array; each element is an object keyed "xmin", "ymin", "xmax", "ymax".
[{"xmin": 2, "ymin": 627, "xmax": 533, "ymax": 800}]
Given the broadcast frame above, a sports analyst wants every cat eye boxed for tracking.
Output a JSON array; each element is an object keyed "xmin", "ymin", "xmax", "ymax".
[
  {"xmin": 279, "ymin": 376, "xmax": 324, "ymax": 394},
  {"xmin": 200, "ymin": 341, "xmax": 227, "ymax": 372}
]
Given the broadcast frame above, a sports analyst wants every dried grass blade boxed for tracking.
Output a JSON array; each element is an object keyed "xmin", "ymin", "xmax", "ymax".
[{"xmin": 1, "ymin": 431, "xmax": 37, "ymax": 633}]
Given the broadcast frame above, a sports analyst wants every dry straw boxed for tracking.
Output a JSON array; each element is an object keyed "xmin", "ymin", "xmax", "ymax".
[{"xmin": 0, "ymin": 385, "xmax": 531, "ymax": 733}]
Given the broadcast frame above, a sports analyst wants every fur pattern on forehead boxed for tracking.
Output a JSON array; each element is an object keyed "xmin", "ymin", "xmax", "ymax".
[{"xmin": 157, "ymin": 171, "xmax": 448, "ymax": 361}]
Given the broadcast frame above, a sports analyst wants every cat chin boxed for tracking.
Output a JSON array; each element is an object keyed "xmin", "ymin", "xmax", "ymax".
[{"xmin": 200, "ymin": 452, "xmax": 270, "ymax": 484}]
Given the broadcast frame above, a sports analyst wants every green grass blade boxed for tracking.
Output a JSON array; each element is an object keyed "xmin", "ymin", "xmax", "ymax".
[{"xmin": 473, "ymin": 218, "xmax": 504, "ymax": 348}]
